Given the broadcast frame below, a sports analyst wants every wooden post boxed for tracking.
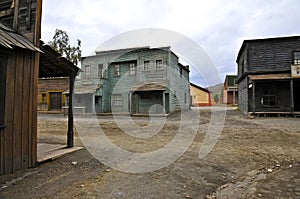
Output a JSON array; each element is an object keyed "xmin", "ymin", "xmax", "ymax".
[
  {"xmin": 252, "ymin": 81, "xmax": 255, "ymax": 114},
  {"xmin": 67, "ymin": 75, "xmax": 75, "ymax": 148},
  {"xmin": 291, "ymin": 80, "xmax": 294, "ymax": 113}
]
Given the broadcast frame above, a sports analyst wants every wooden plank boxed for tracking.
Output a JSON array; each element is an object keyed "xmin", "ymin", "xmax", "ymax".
[
  {"xmin": 13, "ymin": 49, "xmax": 24, "ymax": 171},
  {"xmin": 21, "ymin": 50, "xmax": 31, "ymax": 168},
  {"xmin": 31, "ymin": 51, "xmax": 39, "ymax": 166},
  {"xmin": 0, "ymin": 55, "xmax": 7, "ymax": 175},
  {"xmin": 4, "ymin": 52, "xmax": 16, "ymax": 174}
]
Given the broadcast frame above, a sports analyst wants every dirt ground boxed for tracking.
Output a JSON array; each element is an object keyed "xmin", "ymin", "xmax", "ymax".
[{"xmin": 0, "ymin": 107, "xmax": 299, "ymax": 199}]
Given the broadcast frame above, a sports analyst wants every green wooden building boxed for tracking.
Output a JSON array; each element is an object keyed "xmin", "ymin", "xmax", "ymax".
[{"xmin": 75, "ymin": 46, "xmax": 190, "ymax": 115}]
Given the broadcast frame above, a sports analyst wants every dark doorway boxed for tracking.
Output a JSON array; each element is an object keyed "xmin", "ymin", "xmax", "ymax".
[
  {"xmin": 95, "ymin": 96, "xmax": 102, "ymax": 113},
  {"xmin": 294, "ymin": 80, "xmax": 300, "ymax": 111},
  {"xmin": 50, "ymin": 92, "xmax": 62, "ymax": 110}
]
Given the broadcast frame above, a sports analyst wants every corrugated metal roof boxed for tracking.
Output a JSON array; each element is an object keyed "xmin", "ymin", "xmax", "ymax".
[{"xmin": 0, "ymin": 23, "xmax": 41, "ymax": 52}]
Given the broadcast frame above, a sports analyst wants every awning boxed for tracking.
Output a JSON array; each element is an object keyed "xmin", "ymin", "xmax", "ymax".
[
  {"xmin": 249, "ymin": 73, "xmax": 291, "ymax": 80},
  {"xmin": 130, "ymin": 82, "xmax": 167, "ymax": 92}
]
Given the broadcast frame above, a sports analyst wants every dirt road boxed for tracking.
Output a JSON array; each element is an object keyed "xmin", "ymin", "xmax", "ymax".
[{"xmin": 0, "ymin": 108, "xmax": 299, "ymax": 198}]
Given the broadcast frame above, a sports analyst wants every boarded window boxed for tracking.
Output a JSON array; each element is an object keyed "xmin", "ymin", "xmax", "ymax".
[
  {"xmin": 156, "ymin": 60, "xmax": 163, "ymax": 70},
  {"xmin": 129, "ymin": 63, "xmax": 136, "ymax": 75},
  {"xmin": 262, "ymin": 85, "xmax": 277, "ymax": 107},
  {"xmin": 98, "ymin": 64, "xmax": 103, "ymax": 78},
  {"xmin": 0, "ymin": 56, "xmax": 7, "ymax": 127},
  {"xmin": 114, "ymin": 64, "xmax": 120, "ymax": 76},
  {"xmin": 144, "ymin": 61, "xmax": 150, "ymax": 71},
  {"xmin": 112, "ymin": 95, "xmax": 123, "ymax": 107},
  {"xmin": 294, "ymin": 52, "xmax": 300, "ymax": 64}
]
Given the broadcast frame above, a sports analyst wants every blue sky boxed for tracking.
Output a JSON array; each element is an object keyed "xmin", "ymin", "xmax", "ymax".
[{"xmin": 41, "ymin": 0, "xmax": 300, "ymax": 86}]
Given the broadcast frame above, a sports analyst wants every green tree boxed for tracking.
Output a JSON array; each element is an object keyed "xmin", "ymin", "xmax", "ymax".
[
  {"xmin": 214, "ymin": 93, "xmax": 219, "ymax": 103},
  {"xmin": 48, "ymin": 29, "xmax": 82, "ymax": 66}
]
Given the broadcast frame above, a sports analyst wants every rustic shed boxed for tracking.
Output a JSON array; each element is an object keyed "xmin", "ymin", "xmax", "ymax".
[{"xmin": 0, "ymin": 23, "xmax": 41, "ymax": 175}]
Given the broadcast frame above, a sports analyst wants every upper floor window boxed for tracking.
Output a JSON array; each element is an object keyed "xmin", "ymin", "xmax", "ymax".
[
  {"xmin": 114, "ymin": 64, "xmax": 120, "ymax": 76},
  {"xmin": 129, "ymin": 63, "xmax": 136, "ymax": 75},
  {"xmin": 293, "ymin": 51, "xmax": 300, "ymax": 64},
  {"xmin": 144, "ymin": 61, "xmax": 150, "ymax": 71},
  {"xmin": 156, "ymin": 60, "xmax": 163, "ymax": 70},
  {"xmin": 98, "ymin": 64, "xmax": 103, "ymax": 78},
  {"xmin": 85, "ymin": 65, "xmax": 91, "ymax": 78}
]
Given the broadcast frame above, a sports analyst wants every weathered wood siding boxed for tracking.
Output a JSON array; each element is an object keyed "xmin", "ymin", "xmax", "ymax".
[
  {"xmin": 0, "ymin": 47, "xmax": 38, "ymax": 175},
  {"xmin": 238, "ymin": 76, "xmax": 249, "ymax": 113},
  {"xmin": 78, "ymin": 47, "xmax": 190, "ymax": 114}
]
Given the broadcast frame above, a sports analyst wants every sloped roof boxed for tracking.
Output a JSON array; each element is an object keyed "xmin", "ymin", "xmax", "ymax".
[
  {"xmin": 0, "ymin": 22, "xmax": 41, "ymax": 51},
  {"xmin": 190, "ymin": 83, "xmax": 210, "ymax": 93},
  {"xmin": 39, "ymin": 41, "xmax": 80, "ymax": 78}
]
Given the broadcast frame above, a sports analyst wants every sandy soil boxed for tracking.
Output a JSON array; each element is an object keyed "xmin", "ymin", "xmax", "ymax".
[{"xmin": 0, "ymin": 108, "xmax": 299, "ymax": 198}]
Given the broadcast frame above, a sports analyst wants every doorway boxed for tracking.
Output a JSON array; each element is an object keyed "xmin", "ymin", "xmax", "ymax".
[
  {"xmin": 294, "ymin": 80, "xmax": 300, "ymax": 111},
  {"xmin": 50, "ymin": 92, "xmax": 62, "ymax": 110}
]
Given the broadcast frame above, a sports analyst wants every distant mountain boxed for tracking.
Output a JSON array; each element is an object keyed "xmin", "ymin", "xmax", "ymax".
[{"xmin": 207, "ymin": 83, "xmax": 223, "ymax": 96}]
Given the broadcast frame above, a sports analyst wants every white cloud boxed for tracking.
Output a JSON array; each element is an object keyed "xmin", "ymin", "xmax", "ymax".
[{"xmin": 41, "ymin": 0, "xmax": 300, "ymax": 86}]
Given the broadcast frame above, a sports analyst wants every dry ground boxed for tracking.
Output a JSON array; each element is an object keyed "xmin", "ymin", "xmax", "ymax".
[{"xmin": 0, "ymin": 108, "xmax": 299, "ymax": 198}]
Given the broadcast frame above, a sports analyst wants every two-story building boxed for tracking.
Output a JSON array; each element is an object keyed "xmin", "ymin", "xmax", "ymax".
[
  {"xmin": 223, "ymin": 75, "xmax": 238, "ymax": 105},
  {"xmin": 236, "ymin": 36, "xmax": 300, "ymax": 115},
  {"xmin": 75, "ymin": 46, "xmax": 190, "ymax": 115}
]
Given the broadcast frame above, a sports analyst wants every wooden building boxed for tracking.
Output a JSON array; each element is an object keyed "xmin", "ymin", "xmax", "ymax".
[
  {"xmin": 190, "ymin": 83, "xmax": 211, "ymax": 106},
  {"xmin": 0, "ymin": 0, "xmax": 79, "ymax": 175},
  {"xmin": 236, "ymin": 36, "xmax": 300, "ymax": 115},
  {"xmin": 38, "ymin": 77, "xmax": 70, "ymax": 111},
  {"xmin": 76, "ymin": 46, "xmax": 190, "ymax": 115},
  {"xmin": 0, "ymin": 0, "xmax": 42, "ymax": 175},
  {"xmin": 223, "ymin": 75, "xmax": 238, "ymax": 105}
]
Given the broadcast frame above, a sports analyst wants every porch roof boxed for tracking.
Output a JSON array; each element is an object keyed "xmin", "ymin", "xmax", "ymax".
[
  {"xmin": 130, "ymin": 82, "xmax": 167, "ymax": 92},
  {"xmin": 249, "ymin": 73, "xmax": 291, "ymax": 80}
]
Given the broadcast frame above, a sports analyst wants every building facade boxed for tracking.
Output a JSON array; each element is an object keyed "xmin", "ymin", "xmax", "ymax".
[
  {"xmin": 75, "ymin": 46, "xmax": 190, "ymax": 115},
  {"xmin": 223, "ymin": 75, "xmax": 238, "ymax": 105},
  {"xmin": 236, "ymin": 36, "xmax": 300, "ymax": 114},
  {"xmin": 38, "ymin": 77, "xmax": 70, "ymax": 111},
  {"xmin": 190, "ymin": 83, "xmax": 211, "ymax": 106}
]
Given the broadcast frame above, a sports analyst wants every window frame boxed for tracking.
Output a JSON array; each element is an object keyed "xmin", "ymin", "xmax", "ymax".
[
  {"xmin": 114, "ymin": 64, "xmax": 120, "ymax": 76},
  {"xmin": 261, "ymin": 85, "xmax": 277, "ymax": 107},
  {"xmin": 129, "ymin": 63, "xmax": 136, "ymax": 75},
  {"xmin": 144, "ymin": 61, "xmax": 150, "ymax": 71},
  {"xmin": 156, "ymin": 60, "xmax": 163, "ymax": 70},
  {"xmin": 293, "ymin": 51, "xmax": 300, "ymax": 65},
  {"xmin": 85, "ymin": 65, "xmax": 91, "ymax": 78},
  {"xmin": 98, "ymin": 64, "xmax": 103, "ymax": 78}
]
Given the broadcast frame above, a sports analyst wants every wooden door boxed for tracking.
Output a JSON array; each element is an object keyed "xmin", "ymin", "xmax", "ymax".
[{"xmin": 50, "ymin": 92, "xmax": 62, "ymax": 110}]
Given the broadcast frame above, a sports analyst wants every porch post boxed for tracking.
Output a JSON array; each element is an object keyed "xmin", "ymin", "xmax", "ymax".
[
  {"xmin": 290, "ymin": 80, "xmax": 294, "ymax": 113},
  {"xmin": 162, "ymin": 91, "xmax": 165, "ymax": 114},
  {"xmin": 67, "ymin": 75, "xmax": 75, "ymax": 148},
  {"xmin": 233, "ymin": 90, "xmax": 236, "ymax": 105},
  {"xmin": 252, "ymin": 81, "xmax": 255, "ymax": 114}
]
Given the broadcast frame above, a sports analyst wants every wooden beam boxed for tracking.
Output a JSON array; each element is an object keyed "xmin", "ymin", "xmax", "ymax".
[
  {"xmin": 291, "ymin": 80, "xmax": 294, "ymax": 112},
  {"xmin": 67, "ymin": 75, "xmax": 75, "ymax": 148}
]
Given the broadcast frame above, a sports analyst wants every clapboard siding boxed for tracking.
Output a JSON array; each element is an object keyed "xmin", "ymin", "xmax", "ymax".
[
  {"xmin": 77, "ymin": 47, "xmax": 190, "ymax": 114},
  {"xmin": 237, "ymin": 36, "xmax": 300, "ymax": 114}
]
